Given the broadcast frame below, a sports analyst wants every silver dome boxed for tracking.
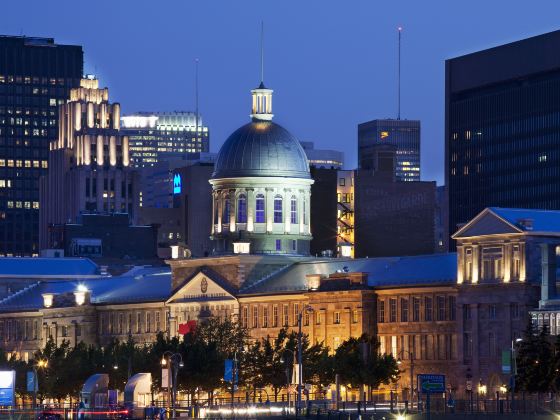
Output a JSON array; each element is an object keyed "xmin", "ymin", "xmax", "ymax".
[{"xmin": 212, "ymin": 121, "xmax": 311, "ymax": 179}]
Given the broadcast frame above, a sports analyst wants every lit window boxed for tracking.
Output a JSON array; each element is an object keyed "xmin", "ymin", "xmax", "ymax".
[
  {"xmin": 274, "ymin": 195, "xmax": 283, "ymax": 223},
  {"xmin": 290, "ymin": 196, "xmax": 297, "ymax": 224},
  {"xmin": 7, "ymin": 201, "xmax": 13, "ymax": 208},
  {"xmin": 237, "ymin": 194, "xmax": 247, "ymax": 223},
  {"xmin": 255, "ymin": 194, "xmax": 265, "ymax": 223},
  {"xmin": 275, "ymin": 239, "xmax": 282, "ymax": 252}
]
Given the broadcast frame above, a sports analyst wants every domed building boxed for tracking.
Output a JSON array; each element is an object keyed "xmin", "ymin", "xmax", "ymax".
[{"xmin": 210, "ymin": 82, "xmax": 314, "ymax": 255}]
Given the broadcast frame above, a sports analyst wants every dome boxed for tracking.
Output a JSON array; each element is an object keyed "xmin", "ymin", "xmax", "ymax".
[{"xmin": 212, "ymin": 120, "xmax": 311, "ymax": 179}]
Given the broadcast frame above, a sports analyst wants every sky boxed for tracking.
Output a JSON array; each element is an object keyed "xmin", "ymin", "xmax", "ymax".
[{"xmin": 2, "ymin": 1, "xmax": 560, "ymax": 184}]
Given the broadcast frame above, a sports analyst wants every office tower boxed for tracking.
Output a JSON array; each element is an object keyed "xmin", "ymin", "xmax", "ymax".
[
  {"xmin": 446, "ymin": 30, "xmax": 560, "ymax": 244},
  {"xmin": 0, "ymin": 36, "xmax": 83, "ymax": 256},
  {"xmin": 300, "ymin": 141, "xmax": 344, "ymax": 169},
  {"xmin": 120, "ymin": 112, "xmax": 210, "ymax": 168},
  {"xmin": 309, "ymin": 167, "xmax": 339, "ymax": 257},
  {"xmin": 39, "ymin": 77, "xmax": 138, "ymax": 250},
  {"xmin": 358, "ymin": 119, "xmax": 420, "ymax": 182}
]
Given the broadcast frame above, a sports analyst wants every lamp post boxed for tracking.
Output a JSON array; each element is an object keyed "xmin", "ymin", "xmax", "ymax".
[
  {"xmin": 282, "ymin": 349, "xmax": 295, "ymax": 410},
  {"xmin": 296, "ymin": 305, "xmax": 313, "ymax": 418},
  {"xmin": 33, "ymin": 359, "xmax": 47, "ymax": 411},
  {"xmin": 396, "ymin": 349, "xmax": 415, "ymax": 410},
  {"xmin": 511, "ymin": 338, "xmax": 522, "ymax": 412},
  {"xmin": 161, "ymin": 351, "xmax": 183, "ymax": 419}
]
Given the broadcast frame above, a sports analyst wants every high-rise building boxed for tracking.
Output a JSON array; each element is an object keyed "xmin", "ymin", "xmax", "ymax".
[
  {"xmin": 300, "ymin": 141, "xmax": 344, "ymax": 169},
  {"xmin": 39, "ymin": 77, "xmax": 138, "ymax": 250},
  {"xmin": 446, "ymin": 30, "xmax": 560, "ymax": 244},
  {"xmin": 358, "ymin": 119, "xmax": 420, "ymax": 182},
  {"xmin": 0, "ymin": 36, "xmax": 83, "ymax": 256},
  {"xmin": 120, "ymin": 112, "xmax": 210, "ymax": 168}
]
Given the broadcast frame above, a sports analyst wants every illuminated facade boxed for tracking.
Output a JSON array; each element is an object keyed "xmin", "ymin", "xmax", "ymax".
[
  {"xmin": 210, "ymin": 82, "xmax": 313, "ymax": 255},
  {"xmin": 358, "ymin": 119, "xmax": 420, "ymax": 182},
  {"xmin": 39, "ymin": 77, "xmax": 138, "ymax": 250},
  {"xmin": 337, "ymin": 170, "xmax": 354, "ymax": 257},
  {"xmin": 0, "ymin": 36, "xmax": 83, "ymax": 256},
  {"xmin": 121, "ymin": 112, "xmax": 209, "ymax": 168}
]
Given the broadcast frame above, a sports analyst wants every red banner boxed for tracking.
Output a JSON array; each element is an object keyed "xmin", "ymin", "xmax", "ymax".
[{"xmin": 178, "ymin": 320, "xmax": 197, "ymax": 335}]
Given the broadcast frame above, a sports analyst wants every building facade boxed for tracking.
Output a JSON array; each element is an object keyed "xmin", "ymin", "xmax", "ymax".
[
  {"xmin": 300, "ymin": 141, "xmax": 344, "ymax": 169},
  {"xmin": 0, "ymin": 36, "xmax": 83, "ymax": 256},
  {"xmin": 446, "ymin": 30, "xmax": 560, "ymax": 246},
  {"xmin": 358, "ymin": 119, "xmax": 420, "ymax": 182},
  {"xmin": 121, "ymin": 112, "xmax": 209, "ymax": 168},
  {"xmin": 39, "ymin": 77, "xmax": 138, "ymax": 250}
]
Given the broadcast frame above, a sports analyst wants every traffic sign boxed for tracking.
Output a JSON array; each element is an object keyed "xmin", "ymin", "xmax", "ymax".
[{"xmin": 418, "ymin": 374, "xmax": 445, "ymax": 394}]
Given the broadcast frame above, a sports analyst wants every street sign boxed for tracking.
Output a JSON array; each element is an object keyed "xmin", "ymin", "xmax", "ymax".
[
  {"xmin": 417, "ymin": 374, "xmax": 445, "ymax": 394},
  {"xmin": 26, "ymin": 371, "xmax": 37, "ymax": 392},
  {"xmin": 502, "ymin": 350, "xmax": 512, "ymax": 374},
  {"xmin": 224, "ymin": 359, "xmax": 238, "ymax": 384}
]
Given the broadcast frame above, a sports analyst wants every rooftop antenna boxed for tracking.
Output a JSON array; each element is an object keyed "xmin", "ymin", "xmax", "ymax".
[
  {"xmin": 260, "ymin": 21, "xmax": 264, "ymax": 84},
  {"xmin": 195, "ymin": 58, "xmax": 199, "ymax": 148},
  {"xmin": 397, "ymin": 26, "xmax": 402, "ymax": 120}
]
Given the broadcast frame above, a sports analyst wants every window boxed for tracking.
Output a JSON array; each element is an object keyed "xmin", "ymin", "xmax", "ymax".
[
  {"xmin": 511, "ymin": 303, "xmax": 520, "ymax": 319},
  {"xmin": 274, "ymin": 195, "xmax": 283, "ymax": 223},
  {"xmin": 252, "ymin": 306, "xmax": 258, "ymax": 328},
  {"xmin": 155, "ymin": 312, "xmax": 161, "ymax": 331},
  {"xmin": 401, "ymin": 298, "xmax": 409, "ymax": 322},
  {"xmin": 223, "ymin": 198, "xmax": 230, "ymax": 223},
  {"xmin": 389, "ymin": 298, "xmax": 397, "ymax": 323},
  {"xmin": 316, "ymin": 312, "xmax": 322, "ymax": 325},
  {"xmin": 146, "ymin": 313, "xmax": 152, "ymax": 333},
  {"xmin": 488, "ymin": 304, "xmax": 497, "ymax": 319},
  {"xmin": 128, "ymin": 314, "xmax": 133, "ymax": 334},
  {"xmin": 242, "ymin": 307, "xmax": 248, "ymax": 327},
  {"xmin": 290, "ymin": 196, "xmax": 297, "ymax": 224},
  {"xmin": 339, "ymin": 178, "xmax": 345, "ymax": 186},
  {"xmin": 275, "ymin": 239, "xmax": 282, "ymax": 252},
  {"xmin": 283, "ymin": 305, "xmax": 289, "ymax": 326},
  {"xmin": 293, "ymin": 304, "xmax": 299, "ymax": 326},
  {"xmin": 413, "ymin": 297, "xmax": 420, "ymax": 322},
  {"xmin": 425, "ymin": 297, "xmax": 433, "ymax": 321},
  {"xmin": 263, "ymin": 307, "xmax": 268, "ymax": 328},
  {"xmin": 136, "ymin": 313, "xmax": 141, "ymax": 333},
  {"xmin": 352, "ymin": 310, "xmax": 359, "ymax": 324},
  {"xmin": 448, "ymin": 297, "xmax": 456, "ymax": 321},
  {"xmin": 119, "ymin": 314, "xmax": 124, "ymax": 334},
  {"xmin": 378, "ymin": 300, "xmax": 385, "ymax": 323},
  {"xmin": 292, "ymin": 240, "xmax": 297, "ymax": 252},
  {"xmin": 237, "ymin": 194, "xmax": 247, "ymax": 223},
  {"xmin": 436, "ymin": 296, "xmax": 446, "ymax": 321},
  {"xmin": 334, "ymin": 312, "xmax": 341, "ymax": 324},
  {"xmin": 304, "ymin": 311, "xmax": 310, "ymax": 326},
  {"xmin": 272, "ymin": 305, "xmax": 278, "ymax": 327},
  {"xmin": 482, "ymin": 247, "xmax": 503, "ymax": 280},
  {"xmin": 255, "ymin": 194, "xmax": 265, "ymax": 223},
  {"xmin": 463, "ymin": 305, "xmax": 471, "ymax": 321}
]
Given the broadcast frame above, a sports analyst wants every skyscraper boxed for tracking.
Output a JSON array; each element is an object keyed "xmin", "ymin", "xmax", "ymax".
[
  {"xmin": 120, "ymin": 112, "xmax": 210, "ymax": 168},
  {"xmin": 446, "ymin": 30, "xmax": 560, "ymax": 244},
  {"xmin": 0, "ymin": 36, "xmax": 83, "ymax": 256},
  {"xmin": 358, "ymin": 119, "xmax": 420, "ymax": 181},
  {"xmin": 39, "ymin": 77, "xmax": 137, "ymax": 250}
]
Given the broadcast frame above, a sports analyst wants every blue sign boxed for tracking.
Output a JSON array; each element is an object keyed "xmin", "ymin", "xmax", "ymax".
[
  {"xmin": 418, "ymin": 374, "xmax": 445, "ymax": 394},
  {"xmin": 0, "ymin": 371, "xmax": 15, "ymax": 406},
  {"xmin": 224, "ymin": 359, "xmax": 238, "ymax": 384},
  {"xmin": 173, "ymin": 174, "xmax": 182, "ymax": 194},
  {"xmin": 27, "ymin": 371, "xmax": 37, "ymax": 393}
]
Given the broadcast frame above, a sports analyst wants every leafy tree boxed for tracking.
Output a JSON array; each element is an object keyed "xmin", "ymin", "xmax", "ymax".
[{"xmin": 516, "ymin": 322, "xmax": 554, "ymax": 392}]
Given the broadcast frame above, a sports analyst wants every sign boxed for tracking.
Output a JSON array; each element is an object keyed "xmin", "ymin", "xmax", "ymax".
[
  {"xmin": 466, "ymin": 380, "xmax": 472, "ymax": 392},
  {"xmin": 161, "ymin": 368, "xmax": 170, "ymax": 389},
  {"xmin": 502, "ymin": 350, "xmax": 512, "ymax": 374},
  {"xmin": 224, "ymin": 359, "xmax": 238, "ymax": 384},
  {"xmin": 178, "ymin": 320, "xmax": 197, "ymax": 335},
  {"xmin": 0, "ymin": 371, "xmax": 15, "ymax": 406},
  {"xmin": 418, "ymin": 374, "xmax": 445, "ymax": 394},
  {"xmin": 173, "ymin": 174, "xmax": 182, "ymax": 194},
  {"xmin": 26, "ymin": 371, "xmax": 37, "ymax": 393}
]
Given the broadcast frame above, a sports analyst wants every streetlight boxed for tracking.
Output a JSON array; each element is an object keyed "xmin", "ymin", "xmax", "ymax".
[
  {"xmin": 281, "ymin": 349, "xmax": 295, "ymax": 410},
  {"xmin": 396, "ymin": 349, "xmax": 415, "ymax": 410},
  {"xmin": 161, "ymin": 351, "xmax": 183, "ymax": 419},
  {"xmin": 510, "ymin": 338, "xmax": 522, "ymax": 411},
  {"xmin": 296, "ymin": 305, "xmax": 313, "ymax": 417},
  {"xmin": 33, "ymin": 359, "xmax": 48, "ymax": 411}
]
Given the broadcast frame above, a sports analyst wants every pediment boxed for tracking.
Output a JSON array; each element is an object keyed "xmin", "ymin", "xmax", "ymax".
[
  {"xmin": 167, "ymin": 269, "xmax": 237, "ymax": 304},
  {"xmin": 452, "ymin": 208, "xmax": 523, "ymax": 239}
]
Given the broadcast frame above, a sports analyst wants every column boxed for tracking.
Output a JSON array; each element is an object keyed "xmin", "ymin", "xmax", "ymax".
[
  {"xmin": 109, "ymin": 135, "xmax": 117, "ymax": 166},
  {"xmin": 299, "ymin": 189, "xmax": 305, "ymax": 234},
  {"xmin": 97, "ymin": 135, "xmax": 104, "ymax": 166},
  {"xmin": 229, "ymin": 189, "xmax": 236, "ymax": 232},
  {"xmin": 284, "ymin": 189, "xmax": 291, "ymax": 233},
  {"xmin": 519, "ymin": 243, "xmax": 526, "ymax": 281},
  {"xmin": 216, "ymin": 191, "xmax": 222, "ymax": 233},
  {"xmin": 472, "ymin": 244, "xmax": 480, "ymax": 283},
  {"xmin": 247, "ymin": 188, "xmax": 255, "ymax": 232},
  {"xmin": 211, "ymin": 192, "xmax": 216, "ymax": 234},
  {"xmin": 266, "ymin": 187, "xmax": 274, "ymax": 232},
  {"xmin": 457, "ymin": 245, "xmax": 464, "ymax": 284},
  {"xmin": 503, "ymin": 243, "xmax": 511, "ymax": 283}
]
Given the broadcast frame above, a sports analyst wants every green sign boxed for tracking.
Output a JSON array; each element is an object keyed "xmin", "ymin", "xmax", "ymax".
[{"xmin": 502, "ymin": 350, "xmax": 512, "ymax": 374}]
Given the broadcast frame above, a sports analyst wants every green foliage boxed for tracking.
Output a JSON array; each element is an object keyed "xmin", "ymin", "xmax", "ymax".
[{"xmin": 516, "ymin": 322, "xmax": 555, "ymax": 392}]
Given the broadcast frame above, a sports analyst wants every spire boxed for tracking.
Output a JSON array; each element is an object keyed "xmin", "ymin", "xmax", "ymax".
[
  {"xmin": 250, "ymin": 22, "xmax": 274, "ymax": 121},
  {"xmin": 397, "ymin": 26, "xmax": 402, "ymax": 120}
]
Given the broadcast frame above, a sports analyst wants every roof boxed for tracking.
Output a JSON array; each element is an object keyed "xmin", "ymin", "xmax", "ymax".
[
  {"xmin": 0, "ymin": 266, "xmax": 171, "ymax": 312},
  {"xmin": 212, "ymin": 121, "xmax": 311, "ymax": 179},
  {"xmin": 0, "ymin": 257, "xmax": 98, "ymax": 278},
  {"xmin": 488, "ymin": 207, "xmax": 560, "ymax": 232},
  {"xmin": 239, "ymin": 253, "xmax": 457, "ymax": 295}
]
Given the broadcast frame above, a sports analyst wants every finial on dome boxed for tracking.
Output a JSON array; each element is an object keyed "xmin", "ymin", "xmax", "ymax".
[{"xmin": 250, "ymin": 21, "xmax": 274, "ymax": 121}]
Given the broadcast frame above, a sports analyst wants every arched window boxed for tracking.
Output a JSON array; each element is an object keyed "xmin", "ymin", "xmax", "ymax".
[
  {"xmin": 237, "ymin": 194, "xmax": 247, "ymax": 223},
  {"xmin": 223, "ymin": 197, "xmax": 230, "ymax": 223},
  {"xmin": 274, "ymin": 195, "xmax": 283, "ymax": 223},
  {"xmin": 255, "ymin": 194, "xmax": 265, "ymax": 223},
  {"xmin": 290, "ymin": 196, "xmax": 298, "ymax": 224}
]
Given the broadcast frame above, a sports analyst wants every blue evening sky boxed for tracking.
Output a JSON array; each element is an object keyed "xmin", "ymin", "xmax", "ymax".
[{"xmin": 2, "ymin": 0, "xmax": 559, "ymax": 184}]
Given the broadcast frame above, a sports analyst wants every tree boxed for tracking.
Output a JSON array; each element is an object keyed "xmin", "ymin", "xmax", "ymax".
[{"xmin": 516, "ymin": 321, "xmax": 554, "ymax": 392}]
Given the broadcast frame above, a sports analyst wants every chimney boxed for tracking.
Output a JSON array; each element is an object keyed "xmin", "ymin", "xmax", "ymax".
[{"xmin": 540, "ymin": 243, "xmax": 557, "ymax": 305}]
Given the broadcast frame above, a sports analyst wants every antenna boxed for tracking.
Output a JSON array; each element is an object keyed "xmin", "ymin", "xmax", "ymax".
[
  {"xmin": 195, "ymin": 58, "xmax": 199, "ymax": 148},
  {"xmin": 260, "ymin": 21, "xmax": 264, "ymax": 84},
  {"xmin": 397, "ymin": 26, "xmax": 402, "ymax": 120}
]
